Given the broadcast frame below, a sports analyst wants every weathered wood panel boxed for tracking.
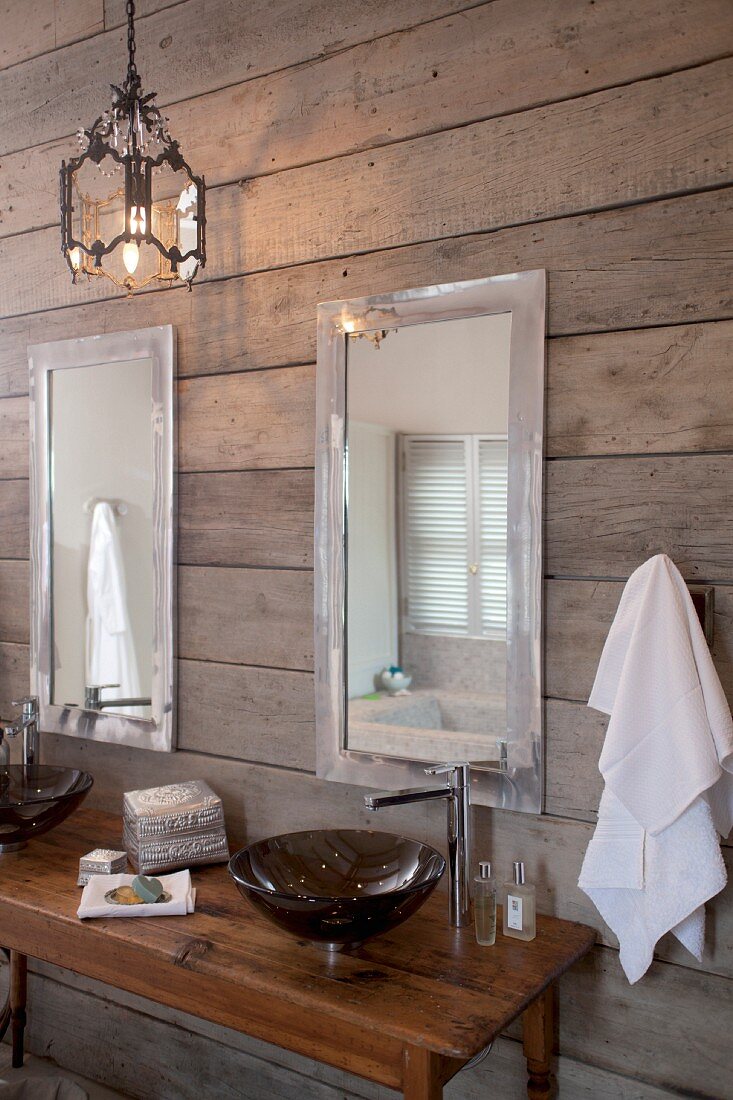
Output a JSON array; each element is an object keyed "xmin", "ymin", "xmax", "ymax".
[
  {"xmin": 0, "ymin": 0, "xmax": 472, "ymax": 154},
  {"xmin": 21, "ymin": 963, "xmax": 711, "ymax": 1100},
  {"xmin": 103, "ymin": 0, "xmax": 174, "ymax": 25},
  {"xmin": 179, "ymin": 366, "xmax": 315, "ymax": 473},
  {"xmin": 0, "ymin": 478, "xmax": 29, "ymax": 558},
  {"xmin": 2, "ymin": 191, "xmax": 732, "ymax": 389},
  {"xmin": 545, "ymin": 698, "xmax": 605, "ymax": 821},
  {"xmin": 0, "ymin": 558, "xmax": 29, "ymax": 643},
  {"xmin": 0, "ymin": 640, "xmax": 29, "ymax": 718},
  {"xmin": 545, "ymin": 580, "xmax": 733, "ymax": 705},
  {"xmin": 556, "ymin": 947, "xmax": 733, "ymax": 1097},
  {"xmin": 0, "ymin": 0, "xmax": 104, "ymax": 71},
  {"xmin": 0, "ymin": 341, "xmax": 28, "ymax": 399},
  {"xmin": 179, "ymin": 469, "xmax": 314, "ymax": 568},
  {"xmin": 0, "ymin": 396, "xmax": 27, "ymax": 478},
  {"xmin": 3, "ymin": 61, "xmax": 732, "ymax": 319},
  {"xmin": 178, "ymin": 659, "xmax": 315, "ymax": 770},
  {"xmin": 547, "ymin": 320, "xmax": 733, "ymax": 457},
  {"xmin": 5, "ymin": 0, "xmax": 733, "ymax": 239},
  {"xmin": 178, "ymin": 565, "xmax": 314, "ymax": 670},
  {"xmin": 546, "ymin": 455, "xmax": 733, "ymax": 581}
]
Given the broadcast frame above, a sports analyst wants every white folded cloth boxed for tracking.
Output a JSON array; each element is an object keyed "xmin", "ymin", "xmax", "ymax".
[
  {"xmin": 579, "ymin": 554, "xmax": 732, "ymax": 983},
  {"xmin": 77, "ymin": 870, "xmax": 196, "ymax": 920}
]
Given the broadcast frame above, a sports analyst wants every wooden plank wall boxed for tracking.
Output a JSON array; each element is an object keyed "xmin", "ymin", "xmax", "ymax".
[{"xmin": 1, "ymin": 1, "xmax": 732, "ymax": 1096}]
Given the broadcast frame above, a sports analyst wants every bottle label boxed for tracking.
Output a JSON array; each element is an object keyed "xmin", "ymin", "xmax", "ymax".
[{"xmin": 507, "ymin": 893, "xmax": 523, "ymax": 931}]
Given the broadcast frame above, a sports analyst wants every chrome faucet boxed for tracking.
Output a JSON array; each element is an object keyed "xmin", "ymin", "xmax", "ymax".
[
  {"xmin": 1, "ymin": 696, "xmax": 40, "ymax": 769},
  {"xmin": 84, "ymin": 684, "xmax": 151, "ymax": 710},
  {"xmin": 365, "ymin": 761, "xmax": 472, "ymax": 928}
]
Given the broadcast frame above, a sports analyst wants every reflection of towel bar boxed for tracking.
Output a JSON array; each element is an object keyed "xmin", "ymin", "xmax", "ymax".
[{"xmin": 83, "ymin": 497, "xmax": 128, "ymax": 516}]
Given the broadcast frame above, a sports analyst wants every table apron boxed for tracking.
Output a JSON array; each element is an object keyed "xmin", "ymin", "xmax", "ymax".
[{"xmin": 0, "ymin": 910, "xmax": 410, "ymax": 1090}]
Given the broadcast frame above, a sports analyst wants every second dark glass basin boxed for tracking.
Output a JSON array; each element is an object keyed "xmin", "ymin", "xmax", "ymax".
[
  {"xmin": 0, "ymin": 766, "xmax": 93, "ymax": 852},
  {"xmin": 228, "ymin": 828, "xmax": 445, "ymax": 948}
]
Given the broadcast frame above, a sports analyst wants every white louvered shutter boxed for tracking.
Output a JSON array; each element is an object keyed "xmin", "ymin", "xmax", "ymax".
[
  {"xmin": 477, "ymin": 437, "xmax": 508, "ymax": 636},
  {"xmin": 400, "ymin": 435, "xmax": 508, "ymax": 639},
  {"xmin": 401, "ymin": 437, "xmax": 469, "ymax": 634}
]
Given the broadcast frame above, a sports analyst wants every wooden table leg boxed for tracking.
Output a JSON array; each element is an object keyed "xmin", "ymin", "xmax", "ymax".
[
  {"xmin": 10, "ymin": 951, "xmax": 27, "ymax": 1068},
  {"xmin": 402, "ymin": 1045, "xmax": 443, "ymax": 1100},
  {"xmin": 522, "ymin": 983, "xmax": 556, "ymax": 1100}
]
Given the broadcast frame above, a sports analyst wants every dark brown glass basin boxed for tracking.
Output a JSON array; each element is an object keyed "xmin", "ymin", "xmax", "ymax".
[
  {"xmin": 228, "ymin": 828, "xmax": 445, "ymax": 949},
  {"xmin": 0, "ymin": 766, "xmax": 93, "ymax": 852}
]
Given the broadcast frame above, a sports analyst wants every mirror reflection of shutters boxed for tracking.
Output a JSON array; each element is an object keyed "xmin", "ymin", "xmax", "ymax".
[
  {"xmin": 477, "ymin": 437, "xmax": 508, "ymax": 636},
  {"xmin": 400, "ymin": 435, "xmax": 507, "ymax": 639}
]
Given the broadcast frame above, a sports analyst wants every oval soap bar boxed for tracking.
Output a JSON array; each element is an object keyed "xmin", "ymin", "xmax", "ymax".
[{"xmin": 132, "ymin": 875, "xmax": 164, "ymax": 903}]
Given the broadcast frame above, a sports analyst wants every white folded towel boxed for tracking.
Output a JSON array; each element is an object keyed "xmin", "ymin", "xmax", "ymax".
[
  {"xmin": 77, "ymin": 870, "xmax": 196, "ymax": 920},
  {"xmin": 579, "ymin": 554, "xmax": 732, "ymax": 983}
]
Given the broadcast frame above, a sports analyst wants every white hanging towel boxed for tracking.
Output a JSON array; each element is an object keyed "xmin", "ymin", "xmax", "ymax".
[
  {"xmin": 579, "ymin": 554, "xmax": 733, "ymax": 983},
  {"xmin": 86, "ymin": 502, "xmax": 141, "ymax": 715}
]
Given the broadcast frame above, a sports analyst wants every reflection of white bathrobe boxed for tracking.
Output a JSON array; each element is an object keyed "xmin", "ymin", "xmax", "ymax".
[{"xmin": 86, "ymin": 502, "xmax": 141, "ymax": 713}]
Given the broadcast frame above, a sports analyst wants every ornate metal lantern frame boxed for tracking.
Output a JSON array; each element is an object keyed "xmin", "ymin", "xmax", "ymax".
[{"xmin": 60, "ymin": 0, "xmax": 206, "ymax": 294}]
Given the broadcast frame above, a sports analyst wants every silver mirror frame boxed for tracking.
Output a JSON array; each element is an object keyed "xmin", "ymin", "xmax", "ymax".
[
  {"xmin": 28, "ymin": 325, "xmax": 176, "ymax": 752},
  {"xmin": 315, "ymin": 271, "xmax": 545, "ymax": 811}
]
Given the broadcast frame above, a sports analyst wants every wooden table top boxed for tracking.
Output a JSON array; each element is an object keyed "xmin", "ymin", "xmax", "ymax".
[{"xmin": 0, "ymin": 809, "xmax": 595, "ymax": 1069}]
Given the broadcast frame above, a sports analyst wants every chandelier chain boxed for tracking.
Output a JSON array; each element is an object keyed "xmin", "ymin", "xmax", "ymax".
[{"xmin": 126, "ymin": 0, "xmax": 137, "ymax": 81}]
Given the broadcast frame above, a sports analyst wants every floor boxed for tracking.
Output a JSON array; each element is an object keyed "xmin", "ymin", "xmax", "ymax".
[{"xmin": 0, "ymin": 1045, "xmax": 130, "ymax": 1099}]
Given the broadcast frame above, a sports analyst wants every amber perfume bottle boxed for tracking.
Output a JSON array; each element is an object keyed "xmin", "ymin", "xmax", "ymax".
[
  {"xmin": 503, "ymin": 860, "xmax": 536, "ymax": 941},
  {"xmin": 474, "ymin": 861, "xmax": 497, "ymax": 946}
]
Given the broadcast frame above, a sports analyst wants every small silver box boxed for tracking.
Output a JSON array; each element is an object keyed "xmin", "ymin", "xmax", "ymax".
[
  {"xmin": 78, "ymin": 848, "xmax": 128, "ymax": 886},
  {"xmin": 123, "ymin": 780, "xmax": 229, "ymax": 875}
]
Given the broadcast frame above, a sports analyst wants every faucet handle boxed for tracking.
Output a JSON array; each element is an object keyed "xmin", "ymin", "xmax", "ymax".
[
  {"xmin": 425, "ymin": 761, "xmax": 470, "ymax": 773},
  {"xmin": 425, "ymin": 761, "xmax": 470, "ymax": 784},
  {"xmin": 11, "ymin": 696, "xmax": 38, "ymax": 713}
]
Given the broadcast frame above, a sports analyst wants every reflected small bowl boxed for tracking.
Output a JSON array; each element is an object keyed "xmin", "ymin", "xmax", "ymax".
[{"xmin": 381, "ymin": 671, "xmax": 413, "ymax": 695}]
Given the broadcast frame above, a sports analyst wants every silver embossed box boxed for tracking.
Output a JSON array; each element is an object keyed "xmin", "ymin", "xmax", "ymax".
[
  {"xmin": 77, "ymin": 848, "xmax": 128, "ymax": 886},
  {"xmin": 123, "ymin": 780, "xmax": 229, "ymax": 875}
]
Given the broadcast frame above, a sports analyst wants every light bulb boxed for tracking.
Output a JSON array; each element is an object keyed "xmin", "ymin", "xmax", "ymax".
[
  {"xmin": 129, "ymin": 205, "xmax": 146, "ymax": 235},
  {"xmin": 122, "ymin": 241, "xmax": 140, "ymax": 275},
  {"xmin": 68, "ymin": 247, "xmax": 81, "ymax": 271}
]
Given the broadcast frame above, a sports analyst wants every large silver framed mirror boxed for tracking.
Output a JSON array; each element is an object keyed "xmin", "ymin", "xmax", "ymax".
[
  {"xmin": 29, "ymin": 326, "xmax": 175, "ymax": 752},
  {"xmin": 315, "ymin": 272, "xmax": 545, "ymax": 810}
]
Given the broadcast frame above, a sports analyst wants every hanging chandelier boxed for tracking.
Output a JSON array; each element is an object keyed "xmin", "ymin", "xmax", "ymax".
[{"xmin": 60, "ymin": 0, "xmax": 206, "ymax": 295}]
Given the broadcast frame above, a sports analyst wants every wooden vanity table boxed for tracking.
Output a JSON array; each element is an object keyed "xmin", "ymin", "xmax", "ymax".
[{"xmin": 0, "ymin": 810, "xmax": 595, "ymax": 1099}]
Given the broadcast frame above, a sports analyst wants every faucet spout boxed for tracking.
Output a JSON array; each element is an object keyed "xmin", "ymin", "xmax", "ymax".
[
  {"xmin": 364, "ymin": 761, "xmax": 472, "ymax": 928},
  {"xmin": 2, "ymin": 697, "xmax": 40, "ymax": 769},
  {"xmin": 365, "ymin": 786, "xmax": 451, "ymax": 810}
]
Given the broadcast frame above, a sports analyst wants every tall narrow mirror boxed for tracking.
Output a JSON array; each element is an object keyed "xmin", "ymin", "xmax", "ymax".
[
  {"xmin": 50, "ymin": 358, "xmax": 154, "ymax": 720},
  {"xmin": 345, "ymin": 312, "xmax": 511, "ymax": 765},
  {"xmin": 29, "ymin": 326, "xmax": 175, "ymax": 752},
  {"xmin": 316, "ymin": 272, "xmax": 545, "ymax": 810}
]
